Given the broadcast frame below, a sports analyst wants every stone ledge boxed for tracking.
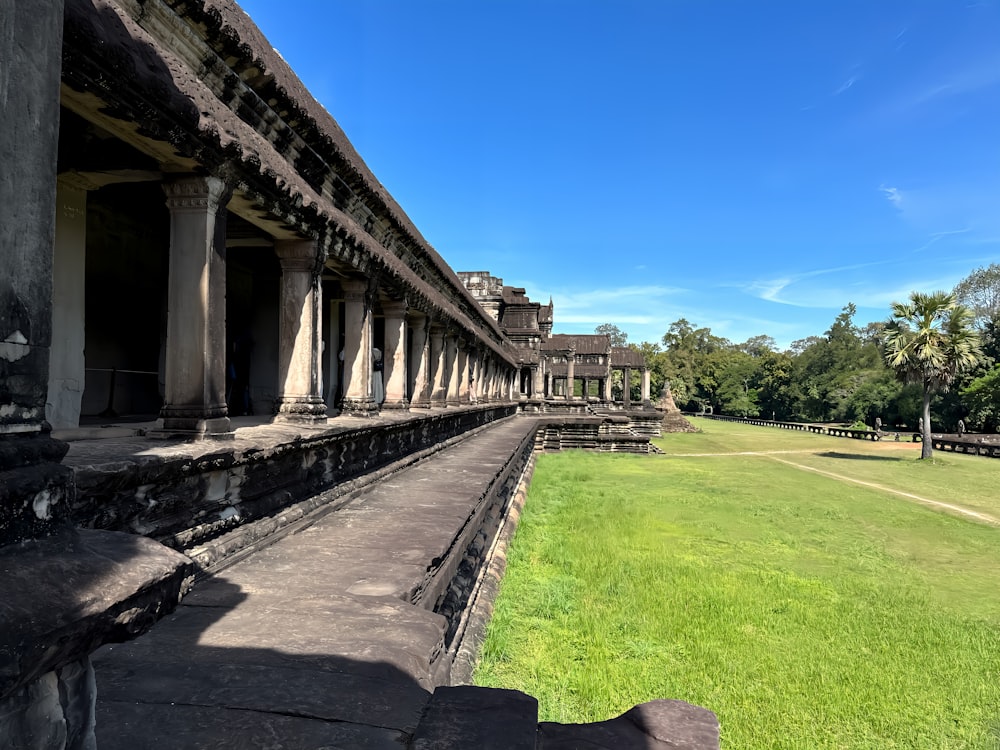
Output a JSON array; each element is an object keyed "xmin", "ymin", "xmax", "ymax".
[
  {"xmin": 538, "ymin": 699, "xmax": 720, "ymax": 749},
  {"xmin": 0, "ymin": 527, "xmax": 194, "ymax": 700}
]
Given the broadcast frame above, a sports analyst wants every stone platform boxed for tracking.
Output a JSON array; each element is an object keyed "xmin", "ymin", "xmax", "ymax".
[{"xmin": 89, "ymin": 415, "xmax": 719, "ymax": 748}]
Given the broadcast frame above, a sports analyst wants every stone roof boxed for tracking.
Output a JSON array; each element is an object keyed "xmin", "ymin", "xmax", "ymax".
[
  {"xmin": 542, "ymin": 334, "xmax": 612, "ymax": 355},
  {"xmin": 611, "ymin": 347, "xmax": 646, "ymax": 368},
  {"xmin": 62, "ymin": 0, "xmax": 516, "ymax": 365}
]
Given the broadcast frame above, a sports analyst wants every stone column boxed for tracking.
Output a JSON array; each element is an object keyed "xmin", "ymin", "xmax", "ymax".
[
  {"xmin": 457, "ymin": 340, "xmax": 470, "ymax": 404},
  {"xmin": 382, "ymin": 300, "xmax": 409, "ymax": 409},
  {"xmin": 544, "ymin": 371, "xmax": 552, "ymax": 398},
  {"xmin": 47, "ymin": 178, "xmax": 89, "ymax": 430},
  {"xmin": 468, "ymin": 348, "xmax": 479, "ymax": 404},
  {"xmin": 624, "ymin": 367, "xmax": 633, "ymax": 408},
  {"xmin": 641, "ymin": 368, "xmax": 651, "ymax": 403},
  {"xmin": 565, "ymin": 349, "xmax": 576, "ymax": 400},
  {"xmin": 340, "ymin": 279, "xmax": 377, "ymax": 416},
  {"xmin": 154, "ymin": 176, "xmax": 231, "ymax": 438},
  {"xmin": 0, "ymin": 0, "xmax": 73, "ymax": 545},
  {"xmin": 274, "ymin": 240, "xmax": 326, "ymax": 422},
  {"xmin": 476, "ymin": 358, "xmax": 490, "ymax": 404},
  {"xmin": 532, "ymin": 365, "xmax": 544, "ymax": 399},
  {"xmin": 408, "ymin": 312, "xmax": 430, "ymax": 408},
  {"xmin": 429, "ymin": 324, "xmax": 447, "ymax": 407},
  {"xmin": 445, "ymin": 334, "xmax": 461, "ymax": 407}
]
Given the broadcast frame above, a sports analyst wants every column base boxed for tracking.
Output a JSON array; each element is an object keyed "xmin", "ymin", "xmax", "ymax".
[
  {"xmin": 339, "ymin": 397, "xmax": 379, "ymax": 417},
  {"xmin": 274, "ymin": 397, "xmax": 328, "ymax": 422},
  {"xmin": 381, "ymin": 398, "xmax": 410, "ymax": 410},
  {"xmin": 149, "ymin": 409, "xmax": 233, "ymax": 440}
]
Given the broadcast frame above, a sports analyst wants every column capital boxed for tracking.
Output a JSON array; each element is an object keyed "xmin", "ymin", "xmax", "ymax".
[
  {"xmin": 275, "ymin": 238, "xmax": 319, "ymax": 260},
  {"xmin": 162, "ymin": 175, "xmax": 229, "ymax": 213},
  {"xmin": 408, "ymin": 310, "xmax": 428, "ymax": 330},
  {"xmin": 341, "ymin": 278, "xmax": 368, "ymax": 301},
  {"xmin": 382, "ymin": 299, "xmax": 408, "ymax": 318}
]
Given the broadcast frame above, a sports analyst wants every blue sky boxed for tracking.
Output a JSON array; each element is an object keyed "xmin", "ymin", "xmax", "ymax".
[{"xmin": 237, "ymin": 0, "xmax": 1000, "ymax": 349}]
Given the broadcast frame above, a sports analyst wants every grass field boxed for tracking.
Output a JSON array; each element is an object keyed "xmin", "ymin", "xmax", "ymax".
[{"xmin": 473, "ymin": 419, "xmax": 1000, "ymax": 749}]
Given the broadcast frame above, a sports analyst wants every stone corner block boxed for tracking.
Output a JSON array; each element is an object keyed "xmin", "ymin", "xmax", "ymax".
[
  {"xmin": 0, "ymin": 528, "xmax": 195, "ymax": 700},
  {"xmin": 538, "ymin": 698, "xmax": 720, "ymax": 749}
]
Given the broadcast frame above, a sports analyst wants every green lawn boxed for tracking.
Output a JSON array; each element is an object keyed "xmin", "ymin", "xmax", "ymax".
[{"xmin": 474, "ymin": 419, "xmax": 1000, "ymax": 749}]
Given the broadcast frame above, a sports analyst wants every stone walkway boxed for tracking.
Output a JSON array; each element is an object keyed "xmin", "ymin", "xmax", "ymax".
[{"xmin": 91, "ymin": 416, "xmax": 539, "ymax": 748}]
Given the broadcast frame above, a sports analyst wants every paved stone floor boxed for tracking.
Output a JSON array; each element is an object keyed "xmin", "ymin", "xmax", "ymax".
[{"xmin": 90, "ymin": 416, "xmax": 538, "ymax": 749}]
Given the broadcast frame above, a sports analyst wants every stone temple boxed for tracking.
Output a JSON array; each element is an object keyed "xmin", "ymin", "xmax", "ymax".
[{"xmin": 0, "ymin": 1, "xmax": 718, "ymax": 747}]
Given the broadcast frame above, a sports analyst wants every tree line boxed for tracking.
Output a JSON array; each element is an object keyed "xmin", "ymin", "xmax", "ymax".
[{"xmin": 598, "ymin": 264, "xmax": 1000, "ymax": 437}]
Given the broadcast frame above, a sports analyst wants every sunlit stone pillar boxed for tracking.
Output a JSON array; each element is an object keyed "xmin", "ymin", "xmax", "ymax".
[
  {"xmin": 154, "ymin": 176, "xmax": 231, "ymax": 438},
  {"xmin": 623, "ymin": 367, "xmax": 632, "ymax": 408},
  {"xmin": 382, "ymin": 300, "xmax": 409, "ymax": 409},
  {"xmin": 468, "ymin": 348, "xmax": 480, "ymax": 404},
  {"xmin": 456, "ymin": 339, "xmax": 471, "ymax": 404},
  {"xmin": 565, "ymin": 348, "xmax": 576, "ymax": 401},
  {"xmin": 532, "ymin": 364, "xmax": 544, "ymax": 399},
  {"xmin": 340, "ymin": 279, "xmax": 377, "ymax": 416},
  {"xmin": 641, "ymin": 368, "xmax": 651, "ymax": 404},
  {"xmin": 445, "ymin": 334, "xmax": 461, "ymax": 407},
  {"xmin": 545, "ymin": 371, "xmax": 552, "ymax": 398},
  {"xmin": 429, "ymin": 324, "xmax": 447, "ymax": 407},
  {"xmin": 274, "ymin": 240, "xmax": 326, "ymax": 422},
  {"xmin": 408, "ymin": 312, "xmax": 430, "ymax": 408}
]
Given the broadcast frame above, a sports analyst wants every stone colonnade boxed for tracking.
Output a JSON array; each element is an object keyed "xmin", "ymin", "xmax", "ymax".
[
  {"xmin": 539, "ymin": 365, "xmax": 651, "ymax": 405},
  {"xmin": 94, "ymin": 179, "xmax": 519, "ymax": 437}
]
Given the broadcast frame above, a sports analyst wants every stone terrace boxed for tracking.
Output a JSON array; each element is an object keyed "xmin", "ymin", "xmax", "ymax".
[{"xmin": 87, "ymin": 416, "xmax": 719, "ymax": 749}]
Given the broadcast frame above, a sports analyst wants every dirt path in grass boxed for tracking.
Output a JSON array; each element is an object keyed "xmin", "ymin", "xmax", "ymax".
[
  {"xmin": 664, "ymin": 448, "xmax": 1000, "ymax": 526},
  {"xmin": 765, "ymin": 455, "xmax": 1000, "ymax": 526}
]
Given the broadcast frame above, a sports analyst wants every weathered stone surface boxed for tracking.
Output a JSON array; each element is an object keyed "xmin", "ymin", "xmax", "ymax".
[
  {"xmin": 538, "ymin": 699, "xmax": 720, "ymax": 749},
  {"xmin": 95, "ymin": 702, "xmax": 405, "ymax": 750},
  {"xmin": 656, "ymin": 384, "xmax": 698, "ymax": 434},
  {"xmin": 97, "ymin": 661, "xmax": 429, "ymax": 733},
  {"xmin": 0, "ymin": 461, "xmax": 73, "ymax": 546},
  {"xmin": 411, "ymin": 685, "xmax": 538, "ymax": 750},
  {"xmin": 0, "ymin": 0, "xmax": 62, "ymax": 437},
  {"xmin": 0, "ymin": 528, "xmax": 193, "ymax": 700},
  {"xmin": 92, "ymin": 417, "xmax": 543, "ymax": 742},
  {"xmin": 65, "ymin": 405, "xmax": 517, "ymax": 553}
]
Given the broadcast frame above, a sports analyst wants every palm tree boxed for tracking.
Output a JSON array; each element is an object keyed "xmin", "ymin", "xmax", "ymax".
[{"xmin": 883, "ymin": 292, "xmax": 982, "ymax": 459}]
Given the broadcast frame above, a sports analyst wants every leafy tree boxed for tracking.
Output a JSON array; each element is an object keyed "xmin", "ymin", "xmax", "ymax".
[
  {"xmin": 755, "ymin": 350, "xmax": 795, "ymax": 420},
  {"xmin": 953, "ymin": 263, "xmax": 1000, "ymax": 327},
  {"xmin": 962, "ymin": 366, "xmax": 1000, "ymax": 433},
  {"xmin": 884, "ymin": 292, "xmax": 983, "ymax": 458},
  {"xmin": 737, "ymin": 335, "xmax": 776, "ymax": 358},
  {"xmin": 788, "ymin": 304, "xmax": 885, "ymax": 422},
  {"xmin": 595, "ymin": 323, "xmax": 628, "ymax": 348},
  {"xmin": 661, "ymin": 318, "xmax": 732, "ymax": 410}
]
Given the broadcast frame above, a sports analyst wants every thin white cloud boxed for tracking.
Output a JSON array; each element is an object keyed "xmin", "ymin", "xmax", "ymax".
[
  {"xmin": 880, "ymin": 185, "xmax": 903, "ymax": 209},
  {"xmin": 912, "ymin": 227, "xmax": 971, "ymax": 252},
  {"xmin": 834, "ymin": 75, "xmax": 859, "ymax": 95}
]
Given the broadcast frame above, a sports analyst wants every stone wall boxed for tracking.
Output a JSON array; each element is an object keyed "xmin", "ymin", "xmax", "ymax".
[{"xmin": 68, "ymin": 406, "xmax": 517, "ymax": 563}]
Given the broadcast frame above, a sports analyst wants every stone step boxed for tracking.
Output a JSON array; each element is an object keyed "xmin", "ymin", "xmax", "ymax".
[{"xmin": 410, "ymin": 685, "xmax": 539, "ymax": 750}]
